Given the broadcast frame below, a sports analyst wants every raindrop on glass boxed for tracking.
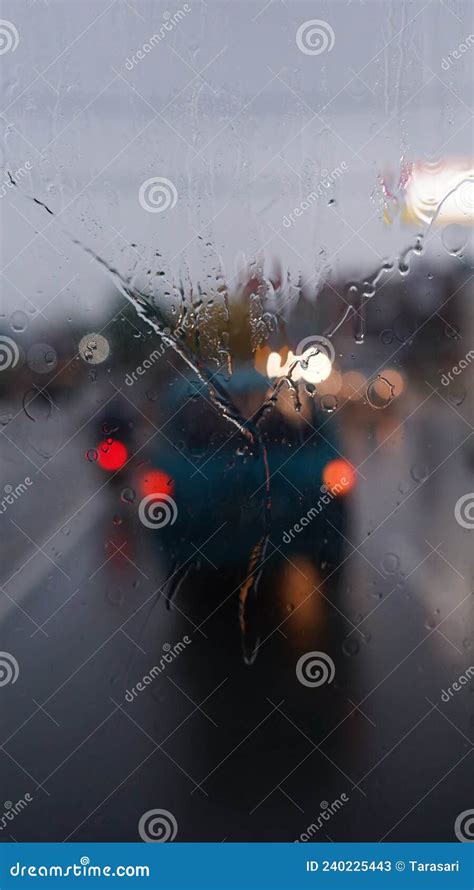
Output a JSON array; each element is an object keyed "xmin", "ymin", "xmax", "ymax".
[
  {"xmin": 342, "ymin": 637, "xmax": 360, "ymax": 656},
  {"xmin": 10, "ymin": 310, "xmax": 28, "ymax": 333},
  {"xmin": 366, "ymin": 375, "xmax": 395, "ymax": 409},
  {"xmin": 411, "ymin": 462, "xmax": 429, "ymax": 482},
  {"xmin": 382, "ymin": 552, "xmax": 400, "ymax": 575}
]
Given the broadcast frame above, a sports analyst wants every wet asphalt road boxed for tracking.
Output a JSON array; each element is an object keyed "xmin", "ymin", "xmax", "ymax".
[{"xmin": 0, "ymin": 375, "xmax": 472, "ymax": 843}]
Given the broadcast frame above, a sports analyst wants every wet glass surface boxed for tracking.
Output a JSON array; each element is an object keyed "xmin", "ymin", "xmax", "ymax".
[{"xmin": 0, "ymin": 0, "xmax": 473, "ymax": 843}]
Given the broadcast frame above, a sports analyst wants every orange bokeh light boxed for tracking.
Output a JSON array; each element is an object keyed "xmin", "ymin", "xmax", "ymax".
[
  {"xmin": 139, "ymin": 469, "xmax": 175, "ymax": 498},
  {"xmin": 96, "ymin": 439, "xmax": 129, "ymax": 472},
  {"xmin": 323, "ymin": 458, "xmax": 356, "ymax": 495}
]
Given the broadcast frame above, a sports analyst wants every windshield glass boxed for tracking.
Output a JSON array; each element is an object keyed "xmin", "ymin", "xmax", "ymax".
[{"xmin": 0, "ymin": 0, "xmax": 472, "ymax": 846}]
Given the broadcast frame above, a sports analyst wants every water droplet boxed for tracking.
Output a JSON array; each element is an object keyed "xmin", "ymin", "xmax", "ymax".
[
  {"xmin": 107, "ymin": 587, "xmax": 125, "ymax": 607},
  {"xmin": 23, "ymin": 388, "xmax": 53, "ymax": 422},
  {"xmin": 27, "ymin": 343, "xmax": 58, "ymax": 374},
  {"xmin": 366, "ymin": 375, "xmax": 395, "ymax": 409},
  {"xmin": 10, "ymin": 310, "xmax": 28, "ymax": 332},
  {"xmin": 120, "ymin": 487, "xmax": 136, "ymax": 504},
  {"xmin": 441, "ymin": 224, "xmax": 468, "ymax": 256},
  {"xmin": 445, "ymin": 323, "xmax": 460, "ymax": 340},
  {"xmin": 411, "ymin": 462, "xmax": 429, "ymax": 482},
  {"xmin": 320, "ymin": 393, "xmax": 338, "ymax": 413},
  {"xmin": 78, "ymin": 333, "xmax": 110, "ymax": 364},
  {"xmin": 380, "ymin": 329, "xmax": 394, "ymax": 345},
  {"xmin": 85, "ymin": 448, "xmax": 99, "ymax": 462},
  {"xmin": 342, "ymin": 637, "xmax": 360, "ymax": 656},
  {"xmin": 447, "ymin": 384, "xmax": 466, "ymax": 407},
  {"xmin": 382, "ymin": 552, "xmax": 400, "ymax": 575},
  {"xmin": 393, "ymin": 314, "xmax": 416, "ymax": 343},
  {"xmin": 113, "ymin": 514, "xmax": 122, "ymax": 526}
]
